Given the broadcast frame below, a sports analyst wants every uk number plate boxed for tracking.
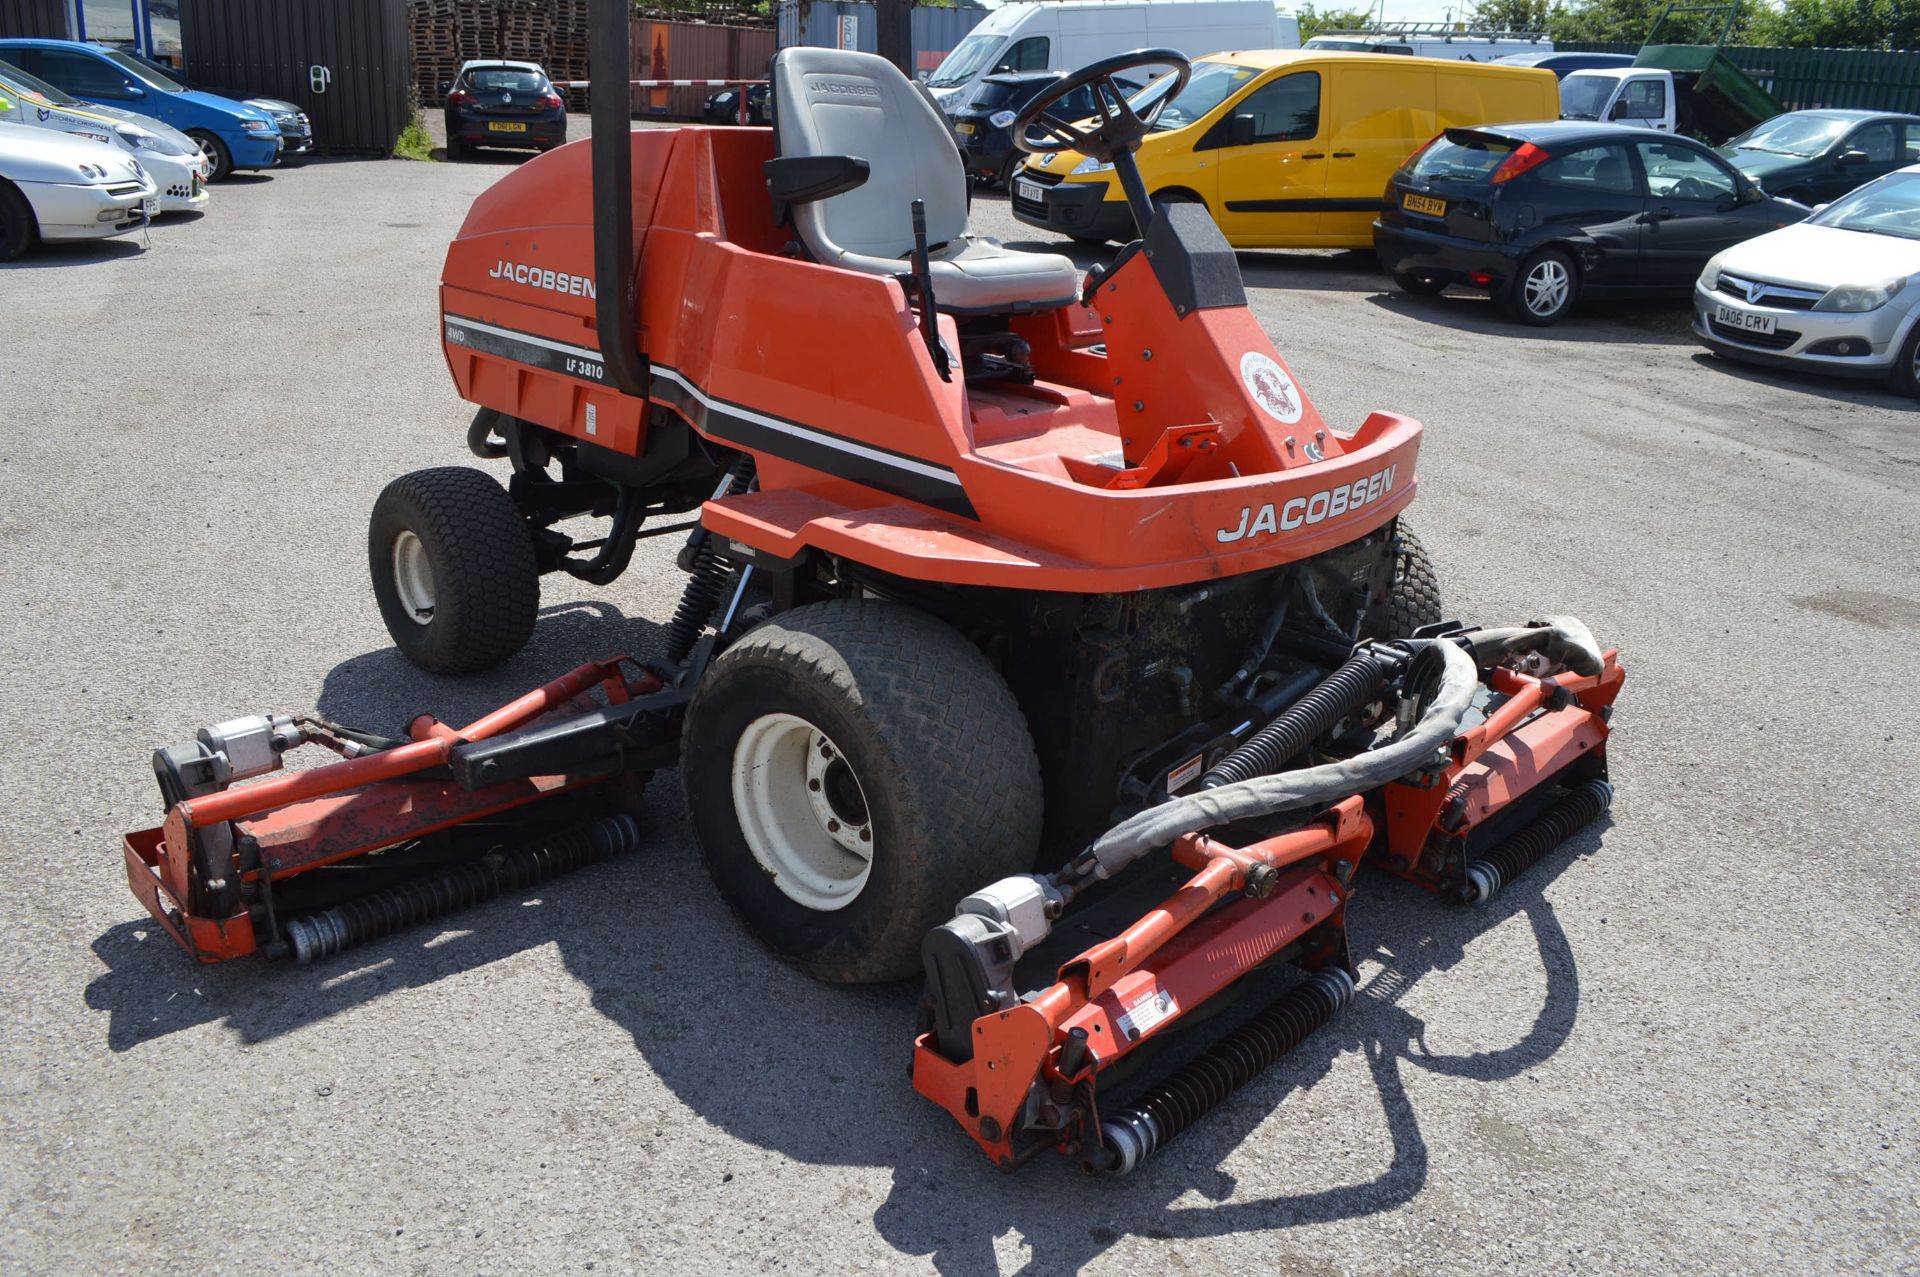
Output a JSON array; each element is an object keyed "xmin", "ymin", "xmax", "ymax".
[
  {"xmin": 1713, "ymin": 302, "xmax": 1776, "ymax": 335},
  {"xmin": 955, "ymin": 121, "xmax": 976, "ymax": 135},
  {"xmin": 489, "ymin": 121, "xmax": 528, "ymax": 133},
  {"xmin": 1015, "ymin": 178, "xmax": 1044, "ymax": 203},
  {"xmin": 141, "ymin": 195, "xmax": 158, "ymax": 217},
  {"xmin": 1402, "ymin": 192, "xmax": 1446, "ymax": 217}
]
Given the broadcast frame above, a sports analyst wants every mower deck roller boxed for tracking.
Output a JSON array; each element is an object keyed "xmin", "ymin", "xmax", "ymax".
[{"xmin": 119, "ymin": 3, "xmax": 1628, "ymax": 1176}]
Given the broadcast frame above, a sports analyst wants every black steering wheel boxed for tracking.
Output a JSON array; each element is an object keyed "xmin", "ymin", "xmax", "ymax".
[{"xmin": 1010, "ymin": 48, "xmax": 1192, "ymax": 165}]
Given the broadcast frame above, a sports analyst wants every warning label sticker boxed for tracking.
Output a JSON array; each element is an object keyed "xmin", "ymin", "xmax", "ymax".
[{"xmin": 1114, "ymin": 985, "xmax": 1178, "ymax": 1040}]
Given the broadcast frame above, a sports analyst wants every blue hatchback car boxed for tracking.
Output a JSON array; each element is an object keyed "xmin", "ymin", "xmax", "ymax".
[{"xmin": 0, "ymin": 39, "xmax": 281, "ymax": 180}]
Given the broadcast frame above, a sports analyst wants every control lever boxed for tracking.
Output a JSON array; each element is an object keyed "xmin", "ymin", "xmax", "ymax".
[{"xmin": 908, "ymin": 198, "xmax": 952, "ymax": 382}]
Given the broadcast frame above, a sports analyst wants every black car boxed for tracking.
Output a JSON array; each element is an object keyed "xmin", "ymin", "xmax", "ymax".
[
  {"xmin": 442, "ymin": 60, "xmax": 566, "ymax": 161},
  {"xmin": 1717, "ymin": 109, "xmax": 1920, "ymax": 206},
  {"xmin": 703, "ymin": 83, "xmax": 770, "ymax": 126},
  {"xmin": 1375, "ymin": 121, "xmax": 1806, "ymax": 325},
  {"xmin": 947, "ymin": 71, "xmax": 1099, "ymax": 186}
]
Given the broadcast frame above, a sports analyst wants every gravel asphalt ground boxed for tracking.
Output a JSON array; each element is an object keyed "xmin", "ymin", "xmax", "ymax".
[{"xmin": 2, "ymin": 125, "xmax": 1915, "ymax": 1276}]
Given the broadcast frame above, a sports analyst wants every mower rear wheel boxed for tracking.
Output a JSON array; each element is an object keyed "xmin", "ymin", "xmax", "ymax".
[
  {"xmin": 1385, "ymin": 524, "xmax": 1445, "ymax": 638},
  {"xmin": 683, "ymin": 599, "xmax": 1043, "ymax": 983},
  {"xmin": 368, "ymin": 467, "xmax": 539, "ymax": 674}
]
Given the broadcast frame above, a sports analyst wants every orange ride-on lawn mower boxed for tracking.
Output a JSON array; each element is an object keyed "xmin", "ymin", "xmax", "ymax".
[{"xmin": 121, "ymin": 2, "xmax": 1625, "ymax": 1175}]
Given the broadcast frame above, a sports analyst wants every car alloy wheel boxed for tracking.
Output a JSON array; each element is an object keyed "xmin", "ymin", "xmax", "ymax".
[{"xmin": 1523, "ymin": 257, "xmax": 1571, "ymax": 318}]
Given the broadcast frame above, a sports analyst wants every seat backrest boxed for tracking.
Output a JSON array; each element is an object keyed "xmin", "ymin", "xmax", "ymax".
[{"xmin": 771, "ymin": 47, "xmax": 967, "ymax": 261}]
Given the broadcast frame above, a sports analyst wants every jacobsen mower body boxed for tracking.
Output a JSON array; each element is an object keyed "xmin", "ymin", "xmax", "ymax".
[{"xmin": 122, "ymin": 5, "xmax": 1625, "ymax": 1177}]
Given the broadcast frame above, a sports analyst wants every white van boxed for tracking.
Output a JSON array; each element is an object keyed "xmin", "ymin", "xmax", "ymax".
[
  {"xmin": 1302, "ymin": 22, "xmax": 1551, "ymax": 62},
  {"xmin": 924, "ymin": 1, "xmax": 1296, "ymax": 111}
]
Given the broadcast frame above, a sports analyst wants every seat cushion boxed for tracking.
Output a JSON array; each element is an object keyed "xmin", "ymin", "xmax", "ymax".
[{"xmin": 925, "ymin": 235, "xmax": 1082, "ymax": 314}]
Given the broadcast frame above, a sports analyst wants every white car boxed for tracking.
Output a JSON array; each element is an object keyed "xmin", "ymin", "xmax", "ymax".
[
  {"xmin": 0, "ymin": 60, "xmax": 207, "ymax": 213},
  {"xmin": 1695, "ymin": 163, "xmax": 1920, "ymax": 397},
  {"xmin": 0, "ymin": 120, "xmax": 156, "ymax": 260}
]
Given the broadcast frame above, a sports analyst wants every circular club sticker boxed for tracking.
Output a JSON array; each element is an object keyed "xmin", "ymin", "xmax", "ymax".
[{"xmin": 1240, "ymin": 351, "xmax": 1304, "ymax": 425}]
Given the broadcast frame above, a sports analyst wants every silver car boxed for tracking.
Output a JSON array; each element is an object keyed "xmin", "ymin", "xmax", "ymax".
[{"xmin": 1694, "ymin": 163, "xmax": 1920, "ymax": 396}]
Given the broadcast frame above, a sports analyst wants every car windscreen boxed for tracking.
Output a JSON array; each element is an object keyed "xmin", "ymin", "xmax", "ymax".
[
  {"xmin": 929, "ymin": 34, "xmax": 1003, "ymax": 88},
  {"xmin": 0, "ymin": 59, "xmax": 80, "ymax": 106},
  {"xmin": 100, "ymin": 46, "xmax": 183, "ymax": 92},
  {"xmin": 1133, "ymin": 61, "xmax": 1259, "ymax": 132},
  {"xmin": 1409, "ymin": 134, "xmax": 1515, "ymax": 181},
  {"xmin": 1558, "ymin": 76, "xmax": 1613, "ymax": 120},
  {"xmin": 1723, "ymin": 113, "xmax": 1850, "ymax": 158},
  {"xmin": 1809, "ymin": 171, "xmax": 1920, "ymax": 241},
  {"xmin": 468, "ymin": 68, "xmax": 548, "ymax": 93}
]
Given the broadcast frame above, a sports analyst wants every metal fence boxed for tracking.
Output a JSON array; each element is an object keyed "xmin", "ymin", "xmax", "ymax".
[
  {"xmin": 1558, "ymin": 41, "xmax": 1920, "ymax": 112},
  {"xmin": 776, "ymin": 1, "xmax": 987, "ymax": 75}
]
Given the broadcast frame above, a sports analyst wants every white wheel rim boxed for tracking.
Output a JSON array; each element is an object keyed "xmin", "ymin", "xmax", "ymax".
[
  {"xmin": 1525, "ymin": 260, "xmax": 1569, "ymax": 315},
  {"xmin": 730, "ymin": 712, "xmax": 873, "ymax": 912},
  {"xmin": 391, "ymin": 530, "xmax": 436, "ymax": 625}
]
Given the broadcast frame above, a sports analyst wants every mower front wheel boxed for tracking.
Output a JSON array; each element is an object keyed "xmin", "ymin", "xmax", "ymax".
[
  {"xmin": 683, "ymin": 599, "xmax": 1043, "ymax": 984},
  {"xmin": 369, "ymin": 467, "xmax": 539, "ymax": 674}
]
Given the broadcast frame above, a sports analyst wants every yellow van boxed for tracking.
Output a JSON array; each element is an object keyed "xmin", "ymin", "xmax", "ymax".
[{"xmin": 1010, "ymin": 51, "xmax": 1558, "ymax": 247}]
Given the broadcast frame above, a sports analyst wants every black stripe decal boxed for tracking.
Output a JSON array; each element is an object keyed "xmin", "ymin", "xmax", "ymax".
[
  {"xmin": 1223, "ymin": 197, "xmax": 1387, "ymax": 213},
  {"xmin": 442, "ymin": 314, "xmax": 976, "ymax": 520},
  {"xmin": 650, "ymin": 367, "xmax": 978, "ymax": 521},
  {"xmin": 444, "ymin": 315, "xmax": 611, "ymax": 385}
]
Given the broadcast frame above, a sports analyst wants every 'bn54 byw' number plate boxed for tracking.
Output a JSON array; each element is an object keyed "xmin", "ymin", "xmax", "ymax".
[{"xmin": 1402, "ymin": 192, "xmax": 1446, "ymax": 217}]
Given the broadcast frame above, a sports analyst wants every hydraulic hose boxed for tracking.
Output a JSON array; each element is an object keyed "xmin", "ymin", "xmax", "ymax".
[
  {"xmin": 1199, "ymin": 651, "xmax": 1388, "ymax": 789},
  {"xmin": 1079, "ymin": 637, "xmax": 1479, "ymax": 882}
]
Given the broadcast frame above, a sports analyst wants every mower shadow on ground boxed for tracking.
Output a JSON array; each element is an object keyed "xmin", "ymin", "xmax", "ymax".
[{"xmin": 864, "ymin": 844, "xmax": 1597, "ymax": 1275}]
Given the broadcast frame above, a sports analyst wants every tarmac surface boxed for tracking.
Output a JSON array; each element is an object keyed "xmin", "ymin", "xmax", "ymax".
[{"xmin": 2, "ymin": 126, "xmax": 1916, "ymax": 1276}]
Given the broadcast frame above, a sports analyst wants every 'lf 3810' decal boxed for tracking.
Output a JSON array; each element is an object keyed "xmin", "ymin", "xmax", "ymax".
[{"xmin": 1217, "ymin": 464, "xmax": 1397, "ymax": 544}]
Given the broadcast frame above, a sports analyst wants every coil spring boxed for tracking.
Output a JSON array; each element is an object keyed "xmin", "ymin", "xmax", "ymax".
[
  {"xmin": 664, "ymin": 456, "xmax": 756, "ymax": 664},
  {"xmin": 1093, "ymin": 967, "xmax": 1355, "ymax": 1175},
  {"xmin": 281, "ymin": 814, "xmax": 644, "ymax": 964},
  {"xmin": 1463, "ymin": 778, "xmax": 1614, "ymax": 905},
  {"xmin": 1200, "ymin": 652, "xmax": 1387, "ymax": 789}
]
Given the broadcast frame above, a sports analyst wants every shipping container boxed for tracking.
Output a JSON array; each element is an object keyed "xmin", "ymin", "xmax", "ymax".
[
  {"xmin": 776, "ymin": 1, "xmax": 988, "ymax": 76},
  {"xmin": 1559, "ymin": 40, "xmax": 1920, "ymax": 113},
  {"xmin": 630, "ymin": 17, "xmax": 775, "ymax": 117},
  {"xmin": 179, "ymin": 0, "xmax": 411, "ymax": 153}
]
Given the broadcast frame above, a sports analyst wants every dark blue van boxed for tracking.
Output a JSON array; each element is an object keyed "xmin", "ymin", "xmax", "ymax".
[
  {"xmin": 0, "ymin": 38, "xmax": 281, "ymax": 179},
  {"xmin": 1494, "ymin": 52, "xmax": 1638, "ymax": 79}
]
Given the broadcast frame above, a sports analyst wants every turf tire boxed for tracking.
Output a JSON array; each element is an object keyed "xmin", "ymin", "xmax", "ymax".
[
  {"xmin": 368, "ymin": 466, "xmax": 539, "ymax": 675},
  {"xmin": 683, "ymin": 599, "xmax": 1043, "ymax": 984},
  {"xmin": 1386, "ymin": 524, "xmax": 1445, "ymax": 638}
]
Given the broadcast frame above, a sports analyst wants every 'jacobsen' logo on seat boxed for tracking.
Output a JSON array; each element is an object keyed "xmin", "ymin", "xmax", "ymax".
[
  {"xmin": 1217, "ymin": 465, "xmax": 1397, "ymax": 544},
  {"xmin": 489, "ymin": 260, "xmax": 597, "ymax": 298},
  {"xmin": 809, "ymin": 80, "xmax": 880, "ymax": 98}
]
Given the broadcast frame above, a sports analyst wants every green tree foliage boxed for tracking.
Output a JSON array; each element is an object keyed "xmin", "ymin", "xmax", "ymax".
[
  {"xmin": 1548, "ymin": 0, "xmax": 1764, "ymax": 44},
  {"xmin": 1469, "ymin": 0, "xmax": 1553, "ymax": 31},
  {"xmin": 1293, "ymin": 3, "xmax": 1379, "ymax": 41},
  {"xmin": 1749, "ymin": 0, "xmax": 1920, "ymax": 48}
]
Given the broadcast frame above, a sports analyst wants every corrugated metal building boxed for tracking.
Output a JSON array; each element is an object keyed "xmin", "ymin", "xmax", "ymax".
[
  {"xmin": 179, "ymin": 0, "xmax": 411, "ymax": 153},
  {"xmin": 0, "ymin": 0, "xmax": 75, "ymax": 39},
  {"xmin": 630, "ymin": 18, "xmax": 775, "ymax": 117}
]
